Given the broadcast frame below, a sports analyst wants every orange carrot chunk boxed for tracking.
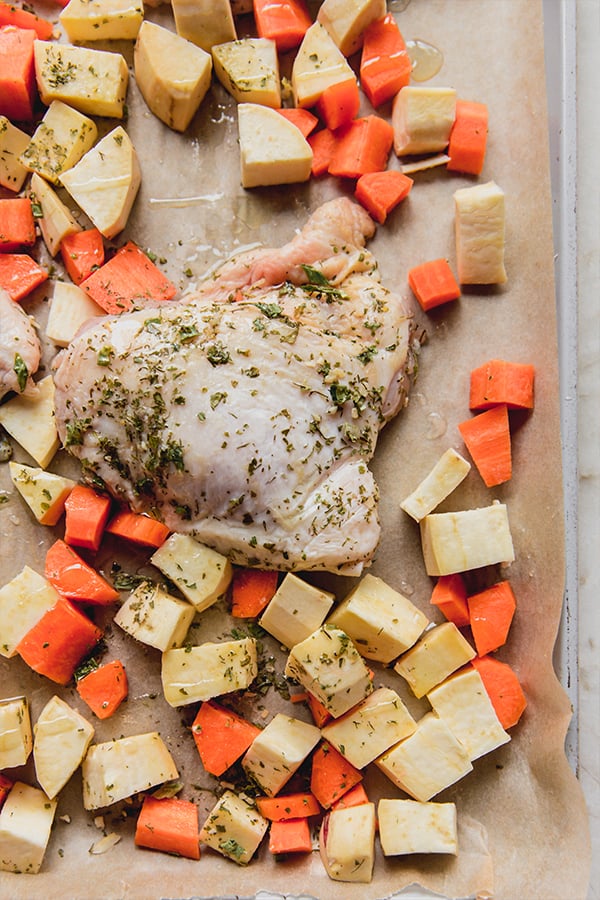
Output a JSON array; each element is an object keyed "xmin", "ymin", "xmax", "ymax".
[
  {"xmin": 135, "ymin": 795, "xmax": 200, "ymax": 860},
  {"xmin": 0, "ymin": 773, "xmax": 13, "ymax": 810},
  {"xmin": 308, "ymin": 127, "xmax": 337, "ymax": 177},
  {"xmin": 76, "ymin": 659, "xmax": 128, "ymax": 719},
  {"xmin": 328, "ymin": 115, "xmax": 394, "ymax": 179},
  {"xmin": 64, "ymin": 484, "xmax": 112, "ymax": 552},
  {"xmin": 81, "ymin": 241, "xmax": 177, "ymax": 314},
  {"xmin": 306, "ymin": 690, "xmax": 332, "ymax": 727},
  {"xmin": 330, "ymin": 782, "xmax": 370, "ymax": 811},
  {"xmin": 16, "ymin": 599, "xmax": 103, "ymax": 685},
  {"xmin": 408, "ymin": 258, "xmax": 461, "ymax": 311},
  {"xmin": 105, "ymin": 509, "xmax": 170, "ymax": 549},
  {"xmin": 469, "ymin": 359, "xmax": 535, "ymax": 411},
  {"xmin": 60, "ymin": 228, "xmax": 105, "ymax": 285},
  {"xmin": 310, "ymin": 741, "xmax": 362, "ymax": 809},
  {"xmin": 0, "ymin": 6, "xmax": 53, "ymax": 39},
  {"xmin": 0, "ymin": 25, "xmax": 37, "ymax": 121},
  {"xmin": 253, "ymin": 0, "xmax": 311, "ymax": 53},
  {"xmin": 315, "ymin": 78, "xmax": 360, "ymax": 131},
  {"xmin": 471, "ymin": 654, "xmax": 527, "ymax": 729},
  {"xmin": 430, "ymin": 573, "xmax": 470, "ymax": 627},
  {"xmin": 256, "ymin": 792, "xmax": 320, "ymax": 821},
  {"xmin": 45, "ymin": 538, "xmax": 119, "ymax": 605},
  {"xmin": 0, "ymin": 252, "xmax": 48, "ymax": 301},
  {"xmin": 268, "ymin": 817, "xmax": 312, "ymax": 854},
  {"xmin": 191, "ymin": 700, "xmax": 261, "ymax": 776},
  {"xmin": 467, "ymin": 580, "xmax": 516, "ymax": 656},
  {"xmin": 447, "ymin": 100, "xmax": 489, "ymax": 176},
  {"xmin": 0, "ymin": 197, "xmax": 36, "ymax": 251},
  {"xmin": 458, "ymin": 403, "xmax": 512, "ymax": 487},
  {"xmin": 231, "ymin": 567, "xmax": 279, "ymax": 618},
  {"xmin": 360, "ymin": 13, "xmax": 411, "ymax": 108},
  {"xmin": 275, "ymin": 107, "xmax": 319, "ymax": 138},
  {"xmin": 354, "ymin": 170, "xmax": 413, "ymax": 223}
]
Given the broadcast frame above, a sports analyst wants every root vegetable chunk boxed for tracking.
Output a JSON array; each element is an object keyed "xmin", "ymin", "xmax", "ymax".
[
  {"xmin": 400, "ymin": 447, "xmax": 471, "ymax": 521},
  {"xmin": 59, "ymin": 0, "xmax": 144, "ymax": 41},
  {"xmin": 454, "ymin": 180, "xmax": 507, "ymax": 284},
  {"xmin": 392, "ymin": 86, "xmax": 457, "ymax": 156},
  {"xmin": 319, "ymin": 802, "xmax": 376, "ymax": 883},
  {"xmin": 161, "ymin": 638, "xmax": 257, "ymax": 707},
  {"xmin": 378, "ymin": 798, "xmax": 458, "ymax": 856},
  {"xmin": 33, "ymin": 695, "xmax": 94, "ymax": 799},
  {"xmin": 200, "ymin": 790, "xmax": 268, "ymax": 865},
  {"xmin": 0, "ymin": 782, "xmax": 57, "ymax": 874},
  {"xmin": 238, "ymin": 102, "xmax": 313, "ymax": 188},
  {"xmin": 0, "ymin": 696, "xmax": 32, "ymax": 769},
  {"xmin": 420, "ymin": 502, "xmax": 515, "ymax": 576}
]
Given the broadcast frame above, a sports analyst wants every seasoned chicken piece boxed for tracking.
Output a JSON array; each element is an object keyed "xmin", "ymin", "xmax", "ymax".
[
  {"xmin": 53, "ymin": 199, "xmax": 415, "ymax": 573},
  {"xmin": 0, "ymin": 289, "xmax": 41, "ymax": 399}
]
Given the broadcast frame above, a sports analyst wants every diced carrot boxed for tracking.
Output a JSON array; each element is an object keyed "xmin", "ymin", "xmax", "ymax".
[
  {"xmin": 331, "ymin": 782, "xmax": 370, "ymax": 811},
  {"xmin": 0, "ymin": 25, "xmax": 37, "ymax": 121},
  {"xmin": 328, "ymin": 115, "xmax": 394, "ymax": 179},
  {"xmin": 64, "ymin": 484, "xmax": 112, "ymax": 552},
  {"xmin": 76, "ymin": 659, "xmax": 128, "ymax": 719},
  {"xmin": 289, "ymin": 691, "xmax": 308, "ymax": 703},
  {"xmin": 308, "ymin": 127, "xmax": 336, "ymax": 177},
  {"xmin": 231, "ymin": 567, "xmax": 279, "ymax": 618},
  {"xmin": 458, "ymin": 403, "xmax": 512, "ymax": 487},
  {"xmin": 471, "ymin": 654, "xmax": 527, "ymax": 729},
  {"xmin": 0, "ymin": 252, "xmax": 48, "ymax": 301},
  {"xmin": 191, "ymin": 700, "xmax": 261, "ymax": 776},
  {"xmin": 0, "ymin": 197, "xmax": 36, "ymax": 251},
  {"xmin": 447, "ymin": 100, "xmax": 489, "ymax": 176},
  {"xmin": 354, "ymin": 170, "xmax": 413, "ymax": 223},
  {"xmin": 310, "ymin": 741, "xmax": 362, "ymax": 809},
  {"xmin": 60, "ymin": 228, "xmax": 105, "ymax": 285},
  {"xmin": 81, "ymin": 241, "xmax": 177, "ymax": 314},
  {"xmin": 360, "ymin": 13, "xmax": 411, "ymax": 108},
  {"xmin": 315, "ymin": 78, "xmax": 360, "ymax": 131},
  {"xmin": 306, "ymin": 690, "xmax": 332, "ymax": 727},
  {"xmin": 45, "ymin": 538, "xmax": 119, "ymax": 605},
  {"xmin": 105, "ymin": 509, "xmax": 170, "ymax": 549},
  {"xmin": 16, "ymin": 598, "xmax": 103, "ymax": 685},
  {"xmin": 407, "ymin": 257, "xmax": 461, "ymax": 311},
  {"xmin": 253, "ymin": 0, "xmax": 311, "ymax": 53},
  {"xmin": 0, "ymin": 6, "xmax": 53, "ymax": 39},
  {"xmin": 469, "ymin": 359, "xmax": 535, "ymax": 411},
  {"xmin": 256, "ymin": 792, "xmax": 320, "ymax": 821},
  {"xmin": 268, "ymin": 817, "xmax": 312, "ymax": 854},
  {"xmin": 135, "ymin": 795, "xmax": 200, "ymax": 860},
  {"xmin": 276, "ymin": 107, "xmax": 319, "ymax": 138},
  {"xmin": 0, "ymin": 773, "xmax": 13, "ymax": 810},
  {"xmin": 430, "ymin": 573, "xmax": 470, "ymax": 627},
  {"xmin": 467, "ymin": 580, "xmax": 516, "ymax": 656}
]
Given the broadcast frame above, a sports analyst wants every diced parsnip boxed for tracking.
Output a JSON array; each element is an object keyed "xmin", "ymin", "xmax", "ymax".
[
  {"xmin": 285, "ymin": 625, "xmax": 373, "ymax": 718},
  {"xmin": 30, "ymin": 174, "xmax": 81, "ymax": 257},
  {"xmin": 420, "ymin": 502, "xmax": 515, "ymax": 576},
  {"xmin": 378, "ymin": 798, "xmax": 458, "ymax": 856},
  {"xmin": 134, "ymin": 20, "xmax": 213, "ymax": 133},
  {"xmin": 172, "ymin": 0, "xmax": 237, "ymax": 52},
  {"xmin": 151, "ymin": 533, "xmax": 232, "ymax": 613},
  {"xmin": 242, "ymin": 713, "xmax": 320, "ymax": 797},
  {"xmin": 0, "ymin": 782, "xmax": 57, "ymax": 874},
  {"xmin": 0, "ymin": 697, "xmax": 32, "ymax": 769},
  {"xmin": 0, "ymin": 567, "xmax": 60, "ymax": 659},
  {"xmin": 82, "ymin": 732, "xmax": 179, "ymax": 810},
  {"xmin": 161, "ymin": 638, "xmax": 257, "ymax": 707},
  {"xmin": 33, "ymin": 695, "xmax": 94, "ymax": 800},
  {"xmin": 212, "ymin": 38, "xmax": 281, "ymax": 108},
  {"xmin": 59, "ymin": 127, "xmax": 141, "ymax": 240},
  {"xmin": 200, "ymin": 790, "xmax": 268, "ymax": 865},
  {"xmin": 394, "ymin": 622, "xmax": 475, "ymax": 699},
  {"xmin": 454, "ymin": 180, "xmax": 507, "ymax": 284},
  {"xmin": 392, "ymin": 86, "xmax": 457, "ymax": 156},
  {"xmin": 0, "ymin": 117, "xmax": 30, "ymax": 192},
  {"xmin": 375, "ymin": 712, "xmax": 473, "ymax": 801},
  {"xmin": 46, "ymin": 282, "xmax": 104, "ymax": 348},
  {"xmin": 8, "ymin": 461, "xmax": 75, "ymax": 526},
  {"xmin": 319, "ymin": 803, "xmax": 376, "ymax": 883},
  {"xmin": 60, "ymin": 0, "xmax": 144, "ymax": 41},
  {"xmin": 427, "ymin": 667, "xmax": 510, "ymax": 761},
  {"xmin": 400, "ymin": 448, "xmax": 472, "ymax": 522},
  {"xmin": 114, "ymin": 580, "xmax": 195, "ymax": 652},
  {"xmin": 327, "ymin": 573, "xmax": 429, "ymax": 664},
  {"xmin": 19, "ymin": 100, "xmax": 97, "ymax": 186},
  {"xmin": 292, "ymin": 22, "xmax": 355, "ymax": 108},
  {"xmin": 33, "ymin": 40, "xmax": 129, "ymax": 119},
  {"xmin": 259, "ymin": 572, "xmax": 335, "ymax": 650},
  {"xmin": 322, "ymin": 687, "xmax": 417, "ymax": 769},
  {"xmin": 0, "ymin": 375, "xmax": 59, "ymax": 469},
  {"xmin": 238, "ymin": 103, "xmax": 313, "ymax": 188},
  {"xmin": 317, "ymin": 0, "xmax": 386, "ymax": 57}
]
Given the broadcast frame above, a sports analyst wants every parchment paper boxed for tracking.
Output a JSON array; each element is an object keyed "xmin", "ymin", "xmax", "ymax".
[{"xmin": 0, "ymin": 1, "xmax": 591, "ymax": 898}]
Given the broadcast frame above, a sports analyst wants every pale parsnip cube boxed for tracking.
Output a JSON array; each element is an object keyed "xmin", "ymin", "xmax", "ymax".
[
  {"xmin": 392, "ymin": 86, "xmax": 457, "ymax": 156},
  {"xmin": 30, "ymin": 173, "xmax": 81, "ymax": 257},
  {"xmin": 46, "ymin": 282, "xmax": 104, "ymax": 348},
  {"xmin": 19, "ymin": 100, "xmax": 97, "ymax": 185},
  {"xmin": 200, "ymin": 790, "xmax": 268, "ymax": 865},
  {"xmin": 0, "ymin": 117, "xmax": 30, "ymax": 192},
  {"xmin": 285, "ymin": 625, "xmax": 373, "ymax": 718},
  {"xmin": 172, "ymin": 0, "xmax": 236, "ymax": 52},
  {"xmin": 0, "ymin": 782, "xmax": 57, "ymax": 874},
  {"xmin": 161, "ymin": 638, "xmax": 257, "ymax": 707},
  {"xmin": 378, "ymin": 798, "xmax": 458, "ymax": 855},
  {"xmin": 114, "ymin": 580, "xmax": 195, "ymax": 651},
  {"xmin": 0, "ymin": 375, "xmax": 59, "ymax": 469},
  {"xmin": 0, "ymin": 567, "xmax": 60, "ymax": 658},
  {"xmin": 60, "ymin": 0, "xmax": 144, "ymax": 42},
  {"xmin": 151, "ymin": 533, "xmax": 232, "ymax": 613},
  {"xmin": 82, "ymin": 732, "xmax": 179, "ymax": 809},
  {"xmin": 400, "ymin": 447, "xmax": 471, "ymax": 522},
  {"xmin": 212, "ymin": 38, "xmax": 280, "ymax": 108},
  {"xmin": 327, "ymin": 573, "xmax": 429, "ymax": 663},
  {"xmin": 317, "ymin": 0, "xmax": 386, "ymax": 57},
  {"xmin": 319, "ymin": 803, "xmax": 376, "ymax": 883},
  {"xmin": 8, "ymin": 461, "xmax": 76, "ymax": 526},
  {"xmin": 420, "ymin": 502, "xmax": 515, "ymax": 576},
  {"xmin": 454, "ymin": 180, "xmax": 507, "ymax": 284},
  {"xmin": 259, "ymin": 572, "xmax": 334, "ymax": 649},
  {"xmin": 134, "ymin": 20, "xmax": 212, "ymax": 133},
  {"xmin": 394, "ymin": 622, "xmax": 475, "ymax": 699},
  {"xmin": 238, "ymin": 103, "xmax": 313, "ymax": 188},
  {"xmin": 242, "ymin": 713, "xmax": 320, "ymax": 797},
  {"xmin": 33, "ymin": 695, "xmax": 94, "ymax": 799},
  {"xmin": 292, "ymin": 22, "xmax": 355, "ymax": 108},
  {"xmin": 375, "ymin": 712, "xmax": 473, "ymax": 802},
  {"xmin": 0, "ymin": 697, "xmax": 32, "ymax": 769}
]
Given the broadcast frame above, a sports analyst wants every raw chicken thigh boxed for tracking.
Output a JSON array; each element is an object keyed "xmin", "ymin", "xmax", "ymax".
[
  {"xmin": 53, "ymin": 199, "xmax": 416, "ymax": 573},
  {"xmin": 0, "ymin": 289, "xmax": 41, "ymax": 399}
]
